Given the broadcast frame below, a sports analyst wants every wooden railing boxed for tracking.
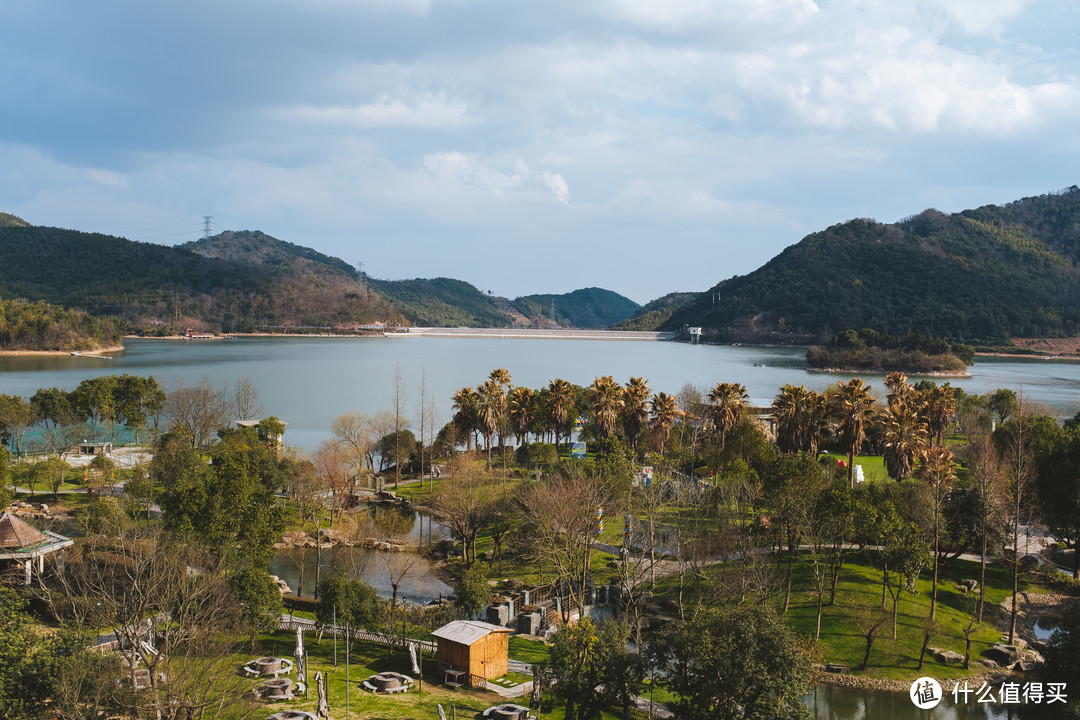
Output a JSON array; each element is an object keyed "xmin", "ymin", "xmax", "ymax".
[{"xmin": 277, "ymin": 620, "xmax": 436, "ymax": 653}]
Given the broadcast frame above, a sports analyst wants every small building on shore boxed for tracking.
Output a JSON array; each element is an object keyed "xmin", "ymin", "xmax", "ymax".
[
  {"xmin": 431, "ymin": 620, "xmax": 512, "ymax": 685},
  {"xmin": 0, "ymin": 511, "xmax": 74, "ymax": 585}
]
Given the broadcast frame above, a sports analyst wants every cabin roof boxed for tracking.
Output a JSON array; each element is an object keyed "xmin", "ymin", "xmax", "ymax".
[{"xmin": 431, "ymin": 620, "xmax": 512, "ymax": 646}]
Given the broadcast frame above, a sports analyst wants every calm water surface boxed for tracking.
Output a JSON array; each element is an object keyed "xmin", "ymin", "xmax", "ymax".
[{"xmin": 3, "ymin": 336, "xmax": 1080, "ymax": 450}]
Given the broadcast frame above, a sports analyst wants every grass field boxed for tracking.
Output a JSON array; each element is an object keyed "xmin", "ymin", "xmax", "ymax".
[
  {"xmin": 248, "ymin": 630, "xmax": 501, "ymax": 720},
  {"xmin": 656, "ymin": 550, "xmax": 1048, "ymax": 682}
]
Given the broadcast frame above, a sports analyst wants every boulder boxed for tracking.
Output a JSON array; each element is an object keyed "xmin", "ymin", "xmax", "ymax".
[
  {"xmin": 824, "ymin": 664, "xmax": 850, "ymax": 674},
  {"xmin": 985, "ymin": 644, "xmax": 1024, "ymax": 666},
  {"xmin": 934, "ymin": 650, "xmax": 964, "ymax": 665}
]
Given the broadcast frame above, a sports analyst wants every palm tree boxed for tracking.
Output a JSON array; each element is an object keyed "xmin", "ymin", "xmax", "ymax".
[
  {"xmin": 507, "ymin": 386, "xmax": 533, "ymax": 447},
  {"xmin": 476, "ymin": 379, "xmax": 504, "ymax": 469},
  {"xmin": 884, "ymin": 372, "xmax": 914, "ymax": 409},
  {"xmin": 649, "ymin": 392, "xmax": 679, "ymax": 458},
  {"xmin": 920, "ymin": 445, "xmax": 957, "ymax": 620},
  {"xmin": 920, "ymin": 384, "xmax": 957, "ymax": 446},
  {"xmin": 547, "ymin": 378, "xmax": 575, "ymax": 453},
  {"xmin": 879, "ymin": 399, "xmax": 927, "ymax": 481},
  {"xmin": 830, "ymin": 378, "xmax": 875, "ymax": 488},
  {"xmin": 707, "ymin": 382, "xmax": 748, "ymax": 452},
  {"xmin": 488, "ymin": 368, "xmax": 513, "ymax": 456},
  {"xmin": 772, "ymin": 384, "xmax": 825, "ymax": 454},
  {"xmin": 451, "ymin": 387, "xmax": 479, "ymax": 452},
  {"xmin": 621, "ymin": 376, "xmax": 651, "ymax": 452},
  {"xmin": 588, "ymin": 376, "xmax": 624, "ymax": 439}
]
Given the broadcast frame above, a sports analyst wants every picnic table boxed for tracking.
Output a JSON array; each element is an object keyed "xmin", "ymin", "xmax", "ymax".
[
  {"xmin": 483, "ymin": 704, "xmax": 533, "ymax": 720},
  {"xmin": 362, "ymin": 671, "xmax": 414, "ymax": 694}
]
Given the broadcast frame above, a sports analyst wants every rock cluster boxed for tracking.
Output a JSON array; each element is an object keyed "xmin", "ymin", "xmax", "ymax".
[{"xmin": 273, "ymin": 529, "xmax": 413, "ymax": 552}]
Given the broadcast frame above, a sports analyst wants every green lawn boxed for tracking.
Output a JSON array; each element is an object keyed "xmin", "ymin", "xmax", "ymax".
[
  {"xmin": 249, "ymin": 630, "xmax": 499, "ymax": 720},
  {"xmin": 817, "ymin": 452, "xmax": 889, "ymax": 483},
  {"xmin": 508, "ymin": 636, "xmax": 550, "ymax": 664},
  {"xmin": 782, "ymin": 552, "xmax": 1043, "ymax": 681},
  {"xmin": 650, "ymin": 549, "xmax": 1047, "ymax": 682}
]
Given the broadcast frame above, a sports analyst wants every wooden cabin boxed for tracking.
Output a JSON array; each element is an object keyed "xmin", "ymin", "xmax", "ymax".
[{"xmin": 431, "ymin": 620, "xmax": 512, "ymax": 685}]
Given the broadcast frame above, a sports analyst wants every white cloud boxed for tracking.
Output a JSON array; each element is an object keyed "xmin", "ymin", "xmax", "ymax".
[
  {"xmin": 274, "ymin": 95, "xmax": 470, "ymax": 130},
  {"xmin": 542, "ymin": 171, "xmax": 570, "ymax": 204},
  {"xmin": 937, "ymin": 0, "xmax": 1030, "ymax": 37}
]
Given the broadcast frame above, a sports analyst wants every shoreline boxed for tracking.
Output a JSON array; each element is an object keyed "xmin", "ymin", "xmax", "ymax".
[
  {"xmin": 122, "ymin": 328, "xmax": 677, "ymax": 342},
  {"xmin": 807, "ymin": 367, "xmax": 972, "ymax": 378},
  {"xmin": 0, "ymin": 344, "xmax": 125, "ymax": 357}
]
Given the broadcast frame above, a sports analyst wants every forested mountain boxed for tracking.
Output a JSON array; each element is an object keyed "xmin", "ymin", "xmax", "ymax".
[
  {"xmin": 512, "ymin": 288, "xmax": 640, "ymax": 329},
  {"xmin": 664, "ymin": 187, "xmax": 1080, "ymax": 342},
  {"xmin": 0, "ymin": 297, "xmax": 121, "ymax": 351},
  {"xmin": 0, "ymin": 225, "xmax": 404, "ymax": 333},
  {"xmin": 610, "ymin": 291, "xmax": 698, "ymax": 331},
  {"xmin": 0, "ymin": 222, "xmax": 639, "ymax": 335},
  {"xmin": 0, "ymin": 212, "xmax": 30, "ymax": 227},
  {"xmin": 367, "ymin": 277, "xmax": 514, "ymax": 327},
  {"xmin": 180, "ymin": 231, "xmax": 359, "ymax": 279}
]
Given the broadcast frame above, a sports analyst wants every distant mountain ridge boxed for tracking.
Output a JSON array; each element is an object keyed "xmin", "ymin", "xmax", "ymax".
[
  {"xmin": 610, "ymin": 292, "xmax": 698, "ymax": 331},
  {"xmin": 0, "ymin": 225, "xmax": 404, "ymax": 333},
  {"xmin": 368, "ymin": 279, "xmax": 640, "ymax": 329},
  {"xmin": 664, "ymin": 187, "xmax": 1080, "ymax": 342},
  {"xmin": 0, "ymin": 221, "xmax": 640, "ymax": 333}
]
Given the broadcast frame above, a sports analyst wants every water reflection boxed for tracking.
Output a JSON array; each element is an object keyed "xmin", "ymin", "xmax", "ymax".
[
  {"xmin": 804, "ymin": 684, "xmax": 1025, "ymax": 720},
  {"xmin": 269, "ymin": 507, "xmax": 452, "ymax": 604}
]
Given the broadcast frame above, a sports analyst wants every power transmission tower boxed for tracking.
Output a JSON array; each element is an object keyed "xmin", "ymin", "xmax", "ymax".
[{"xmin": 202, "ymin": 216, "xmax": 213, "ymax": 238}]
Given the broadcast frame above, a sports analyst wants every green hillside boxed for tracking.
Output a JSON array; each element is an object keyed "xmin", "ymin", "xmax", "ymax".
[
  {"xmin": 179, "ymin": 231, "xmax": 359, "ymax": 278},
  {"xmin": 512, "ymin": 287, "xmax": 640, "ymax": 329},
  {"xmin": 664, "ymin": 187, "xmax": 1080, "ymax": 342},
  {"xmin": 610, "ymin": 291, "xmax": 697, "ymax": 331},
  {"xmin": 367, "ymin": 277, "xmax": 513, "ymax": 327},
  {"xmin": 0, "ymin": 225, "xmax": 404, "ymax": 333},
  {"xmin": 0, "ymin": 212, "xmax": 30, "ymax": 227},
  {"xmin": 0, "ymin": 297, "xmax": 121, "ymax": 351}
]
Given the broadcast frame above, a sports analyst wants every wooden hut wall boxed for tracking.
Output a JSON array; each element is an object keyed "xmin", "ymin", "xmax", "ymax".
[
  {"xmin": 436, "ymin": 639, "xmax": 470, "ymax": 673},
  {"xmin": 480, "ymin": 631, "xmax": 509, "ymax": 679}
]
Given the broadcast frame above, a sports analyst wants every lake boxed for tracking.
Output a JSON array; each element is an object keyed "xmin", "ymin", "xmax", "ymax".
[{"xmin": 4, "ymin": 335, "xmax": 1080, "ymax": 451}]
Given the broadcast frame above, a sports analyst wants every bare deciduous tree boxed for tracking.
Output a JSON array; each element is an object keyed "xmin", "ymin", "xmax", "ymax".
[
  {"xmin": 44, "ymin": 530, "xmax": 257, "ymax": 720},
  {"xmin": 229, "ymin": 376, "xmax": 264, "ymax": 421},
  {"xmin": 161, "ymin": 377, "xmax": 227, "ymax": 448}
]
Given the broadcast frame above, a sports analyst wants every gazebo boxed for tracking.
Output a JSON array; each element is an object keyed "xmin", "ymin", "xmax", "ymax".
[
  {"xmin": 431, "ymin": 620, "xmax": 512, "ymax": 686},
  {"xmin": 0, "ymin": 511, "xmax": 74, "ymax": 585}
]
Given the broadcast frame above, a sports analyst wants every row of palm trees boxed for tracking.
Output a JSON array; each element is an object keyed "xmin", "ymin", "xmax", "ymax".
[
  {"xmin": 453, "ymin": 370, "xmax": 959, "ymax": 487},
  {"xmin": 450, "ymin": 370, "xmax": 754, "ymax": 467},
  {"xmin": 773, "ymin": 372, "xmax": 957, "ymax": 487}
]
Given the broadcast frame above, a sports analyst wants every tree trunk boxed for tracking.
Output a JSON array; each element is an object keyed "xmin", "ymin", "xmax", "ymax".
[
  {"xmin": 1009, "ymin": 522, "xmax": 1019, "ymax": 644},
  {"xmin": 930, "ymin": 529, "xmax": 939, "ymax": 621},
  {"xmin": 860, "ymin": 635, "xmax": 875, "ymax": 671},
  {"xmin": 815, "ymin": 593, "xmax": 823, "ymax": 640},
  {"xmin": 978, "ymin": 532, "xmax": 987, "ymax": 622},
  {"xmin": 783, "ymin": 547, "xmax": 794, "ymax": 614}
]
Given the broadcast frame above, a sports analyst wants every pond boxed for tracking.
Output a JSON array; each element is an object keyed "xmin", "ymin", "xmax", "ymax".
[
  {"xmin": 805, "ymin": 683, "xmax": 1027, "ymax": 719},
  {"xmin": 269, "ymin": 507, "xmax": 453, "ymax": 604}
]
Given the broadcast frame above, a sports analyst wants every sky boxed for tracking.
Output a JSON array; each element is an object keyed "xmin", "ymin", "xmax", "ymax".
[{"xmin": 2, "ymin": 1, "xmax": 1078, "ymax": 305}]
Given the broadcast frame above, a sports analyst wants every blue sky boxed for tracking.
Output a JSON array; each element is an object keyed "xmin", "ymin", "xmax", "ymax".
[{"xmin": 2, "ymin": 0, "xmax": 1078, "ymax": 304}]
